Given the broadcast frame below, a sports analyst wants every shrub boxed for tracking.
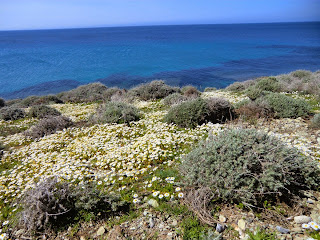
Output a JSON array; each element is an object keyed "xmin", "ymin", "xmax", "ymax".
[
  {"xmin": 163, "ymin": 98, "xmax": 209, "ymax": 128},
  {"xmin": 0, "ymin": 107, "xmax": 26, "ymax": 121},
  {"xmin": 24, "ymin": 116, "xmax": 73, "ymax": 139},
  {"xmin": 0, "ymin": 98, "xmax": 5, "ymax": 108},
  {"xmin": 226, "ymin": 80, "xmax": 255, "ymax": 92},
  {"xmin": 245, "ymin": 86, "xmax": 264, "ymax": 100},
  {"xmin": 311, "ymin": 113, "xmax": 320, "ymax": 129},
  {"xmin": 110, "ymin": 89, "xmax": 135, "ymax": 103},
  {"xmin": 58, "ymin": 82, "xmax": 108, "ymax": 103},
  {"xmin": 19, "ymin": 178, "xmax": 126, "ymax": 233},
  {"xmin": 181, "ymin": 86, "xmax": 201, "ymax": 98},
  {"xmin": 91, "ymin": 102, "xmax": 141, "ymax": 125},
  {"xmin": 181, "ymin": 129, "xmax": 320, "ymax": 205},
  {"xmin": 235, "ymin": 100, "xmax": 273, "ymax": 119},
  {"xmin": 261, "ymin": 93, "xmax": 311, "ymax": 118},
  {"xmin": 162, "ymin": 93, "xmax": 188, "ymax": 106},
  {"xmin": 28, "ymin": 105, "xmax": 61, "ymax": 119},
  {"xmin": 0, "ymin": 143, "xmax": 4, "ymax": 160},
  {"xmin": 255, "ymin": 77, "xmax": 280, "ymax": 92},
  {"xmin": 130, "ymin": 80, "xmax": 179, "ymax": 100},
  {"xmin": 291, "ymin": 70, "xmax": 312, "ymax": 79},
  {"xmin": 204, "ymin": 87, "xmax": 217, "ymax": 92},
  {"xmin": 206, "ymin": 98, "xmax": 235, "ymax": 123},
  {"xmin": 15, "ymin": 95, "xmax": 63, "ymax": 107}
]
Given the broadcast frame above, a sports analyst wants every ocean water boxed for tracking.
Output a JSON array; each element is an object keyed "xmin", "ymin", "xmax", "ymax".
[{"xmin": 0, "ymin": 22, "xmax": 320, "ymax": 99}]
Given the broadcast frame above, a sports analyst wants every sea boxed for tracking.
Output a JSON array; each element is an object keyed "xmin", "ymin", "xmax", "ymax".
[{"xmin": 0, "ymin": 22, "xmax": 319, "ymax": 99}]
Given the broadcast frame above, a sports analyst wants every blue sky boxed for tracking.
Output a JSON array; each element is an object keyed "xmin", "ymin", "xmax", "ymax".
[{"xmin": 0, "ymin": 0, "xmax": 319, "ymax": 30}]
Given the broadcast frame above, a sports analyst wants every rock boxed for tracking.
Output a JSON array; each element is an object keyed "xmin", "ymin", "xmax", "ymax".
[
  {"xmin": 238, "ymin": 219, "xmax": 246, "ymax": 231},
  {"xmin": 219, "ymin": 215, "xmax": 227, "ymax": 223},
  {"xmin": 294, "ymin": 215, "xmax": 312, "ymax": 224},
  {"xmin": 159, "ymin": 223, "xmax": 164, "ymax": 229},
  {"xmin": 14, "ymin": 229, "xmax": 24, "ymax": 236},
  {"xmin": 307, "ymin": 198, "xmax": 315, "ymax": 204},
  {"xmin": 106, "ymin": 225, "xmax": 125, "ymax": 240},
  {"xmin": 80, "ymin": 236, "xmax": 86, "ymax": 240},
  {"xmin": 290, "ymin": 227, "xmax": 302, "ymax": 232},
  {"xmin": 148, "ymin": 199, "xmax": 159, "ymax": 208},
  {"xmin": 216, "ymin": 223, "xmax": 225, "ymax": 233},
  {"xmin": 317, "ymin": 203, "xmax": 320, "ymax": 210},
  {"xmin": 172, "ymin": 219, "xmax": 178, "ymax": 226},
  {"xmin": 149, "ymin": 218, "xmax": 155, "ymax": 228},
  {"xmin": 96, "ymin": 226, "xmax": 105, "ymax": 236},
  {"xmin": 276, "ymin": 226, "xmax": 290, "ymax": 234}
]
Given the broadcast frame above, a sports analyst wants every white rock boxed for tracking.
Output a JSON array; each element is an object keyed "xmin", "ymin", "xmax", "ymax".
[
  {"xmin": 96, "ymin": 226, "xmax": 105, "ymax": 236},
  {"xmin": 219, "ymin": 215, "xmax": 227, "ymax": 223},
  {"xmin": 238, "ymin": 219, "xmax": 246, "ymax": 231},
  {"xmin": 294, "ymin": 215, "xmax": 312, "ymax": 224},
  {"xmin": 148, "ymin": 199, "xmax": 159, "ymax": 208}
]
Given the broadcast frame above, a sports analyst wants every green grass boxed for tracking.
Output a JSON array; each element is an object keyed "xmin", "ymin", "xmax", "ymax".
[{"xmin": 246, "ymin": 228, "xmax": 279, "ymax": 240}]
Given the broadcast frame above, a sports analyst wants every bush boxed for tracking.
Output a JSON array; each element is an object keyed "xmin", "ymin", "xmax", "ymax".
[
  {"xmin": 206, "ymin": 98, "xmax": 235, "ymax": 123},
  {"xmin": 203, "ymin": 87, "xmax": 217, "ymax": 92},
  {"xmin": 58, "ymin": 82, "xmax": 108, "ymax": 103},
  {"xmin": 162, "ymin": 93, "xmax": 188, "ymax": 106},
  {"xmin": 255, "ymin": 77, "xmax": 281, "ymax": 92},
  {"xmin": 25, "ymin": 116, "xmax": 73, "ymax": 139},
  {"xmin": 181, "ymin": 129, "xmax": 320, "ymax": 205},
  {"xmin": 20, "ymin": 178, "xmax": 126, "ymax": 233},
  {"xmin": 291, "ymin": 70, "xmax": 312, "ymax": 79},
  {"xmin": 91, "ymin": 102, "xmax": 141, "ymax": 125},
  {"xmin": 0, "ymin": 98, "xmax": 5, "ymax": 108},
  {"xmin": 245, "ymin": 86, "xmax": 264, "ymax": 100},
  {"xmin": 226, "ymin": 80, "xmax": 255, "ymax": 92},
  {"xmin": 0, "ymin": 143, "xmax": 4, "ymax": 160},
  {"xmin": 130, "ymin": 80, "xmax": 179, "ymax": 100},
  {"xmin": 311, "ymin": 113, "xmax": 320, "ymax": 129},
  {"xmin": 15, "ymin": 95, "xmax": 63, "ymax": 107},
  {"xmin": 0, "ymin": 107, "xmax": 26, "ymax": 121},
  {"xmin": 181, "ymin": 86, "xmax": 201, "ymax": 98},
  {"xmin": 261, "ymin": 93, "xmax": 311, "ymax": 118},
  {"xmin": 163, "ymin": 98, "xmax": 209, "ymax": 128},
  {"xmin": 235, "ymin": 100, "xmax": 273, "ymax": 119},
  {"xmin": 28, "ymin": 105, "xmax": 61, "ymax": 119}
]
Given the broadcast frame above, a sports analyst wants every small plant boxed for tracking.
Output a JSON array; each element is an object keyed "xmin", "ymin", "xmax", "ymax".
[
  {"xmin": 0, "ymin": 107, "xmax": 26, "ymax": 121},
  {"xmin": 58, "ymin": 82, "xmax": 108, "ymax": 103},
  {"xmin": 206, "ymin": 97, "xmax": 235, "ymax": 123},
  {"xmin": 291, "ymin": 70, "xmax": 312, "ymax": 79},
  {"xmin": 91, "ymin": 102, "xmax": 141, "ymax": 124},
  {"xmin": 162, "ymin": 93, "xmax": 188, "ymax": 106},
  {"xmin": 226, "ymin": 80, "xmax": 255, "ymax": 92},
  {"xmin": 24, "ymin": 115, "xmax": 73, "ymax": 139},
  {"xmin": 261, "ymin": 93, "xmax": 311, "ymax": 118},
  {"xmin": 204, "ymin": 87, "xmax": 217, "ymax": 92},
  {"xmin": 129, "ymin": 80, "xmax": 179, "ymax": 100},
  {"xmin": 247, "ymin": 228, "xmax": 279, "ymax": 240},
  {"xmin": 0, "ymin": 143, "xmax": 4, "ymax": 160},
  {"xmin": 311, "ymin": 113, "xmax": 320, "ymax": 129},
  {"xmin": 181, "ymin": 128, "xmax": 320, "ymax": 205},
  {"xmin": 0, "ymin": 98, "xmax": 5, "ymax": 108},
  {"xmin": 181, "ymin": 85, "xmax": 201, "ymax": 98},
  {"xmin": 28, "ymin": 105, "xmax": 61, "ymax": 119},
  {"xmin": 245, "ymin": 86, "xmax": 264, "ymax": 100},
  {"xmin": 256, "ymin": 77, "xmax": 280, "ymax": 92},
  {"xmin": 235, "ymin": 100, "xmax": 273, "ymax": 119},
  {"xmin": 163, "ymin": 98, "xmax": 209, "ymax": 128}
]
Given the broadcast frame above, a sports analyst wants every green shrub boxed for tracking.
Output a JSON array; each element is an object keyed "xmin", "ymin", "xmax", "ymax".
[
  {"xmin": 226, "ymin": 80, "xmax": 255, "ymax": 92},
  {"xmin": 311, "ymin": 113, "xmax": 320, "ymax": 129},
  {"xmin": 204, "ymin": 87, "xmax": 217, "ymax": 92},
  {"xmin": 163, "ymin": 98, "xmax": 209, "ymax": 128},
  {"xmin": 91, "ymin": 102, "xmax": 141, "ymax": 125},
  {"xmin": 0, "ymin": 143, "xmax": 4, "ymax": 160},
  {"xmin": 291, "ymin": 70, "xmax": 312, "ymax": 79},
  {"xmin": 181, "ymin": 129, "xmax": 320, "ymax": 205},
  {"xmin": 0, "ymin": 98, "xmax": 5, "ymax": 108},
  {"xmin": 256, "ymin": 77, "xmax": 280, "ymax": 92},
  {"xmin": 58, "ymin": 82, "xmax": 108, "ymax": 103},
  {"xmin": 130, "ymin": 80, "xmax": 179, "ymax": 100},
  {"xmin": 206, "ymin": 98, "xmax": 235, "ymax": 123},
  {"xmin": 261, "ymin": 93, "xmax": 311, "ymax": 118},
  {"xmin": 247, "ymin": 228, "xmax": 279, "ymax": 240},
  {"xmin": 162, "ymin": 93, "xmax": 188, "ymax": 106},
  {"xmin": 245, "ymin": 86, "xmax": 264, "ymax": 100},
  {"xmin": 15, "ymin": 95, "xmax": 63, "ymax": 107},
  {"xmin": 24, "ymin": 116, "xmax": 73, "ymax": 139},
  {"xmin": 20, "ymin": 178, "xmax": 126, "ymax": 234},
  {"xmin": 0, "ymin": 107, "xmax": 26, "ymax": 121},
  {"xmin": 28, "ymin": 105, "xmax": 61, "ymax": 119}
]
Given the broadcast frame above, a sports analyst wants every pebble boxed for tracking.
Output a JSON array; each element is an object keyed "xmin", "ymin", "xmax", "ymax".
[
  {"xmin": 219, "ymin": 215, "xmax": 227, "ymax": 223},
  {"xmin": 171, "ymin": 219, "xmax": 178, "ymax": 226},
  {"xmin": 276, "ymin": 226, "xmax": 290, "ymax": 234},
  {"xmin": 294, "ymin": 215, "xmax": 312, "ymax": 224},
  {"xmin": 96, "ymin": 226, "xmax": 105, "ymax": 236},
  {"xmin": 238, "ymin": 219, "xmax": 246, "ymax": 231},
  {"xmin": 148, "ymin": 199, "xmax": 159, "ymax": 208},
  {"xmin": 80, "ymin": 236, "xmax": 85, "ymax": 240},
  {"xmin": 216, "ymin": 223, "xmax": 225, "ymax": 233},
  {"xmin": 307, "ymin": 198, "xmax": 315, "ymax": 204},
  {"xmin": 149, "ymin": 218, "xmax": 155, "ymax": 228}
]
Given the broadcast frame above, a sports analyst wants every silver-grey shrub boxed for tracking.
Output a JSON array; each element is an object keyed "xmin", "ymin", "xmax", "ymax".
[
  {"xmin": 311, "ymin": 113, "xmax": 320, "ymax": 129},
  {"xmin": 24, "ymin": 115, "xmax": 73, "ymax": 139},
  {"xmin": 162, "ymin": 93, "xmax": 188, "ymax": 106},
  {"xmin": 181, "ymin": 129, "xmax": 320, "ymax": 205},
  {"xmin": 91, "ymin": 102, "xmax": 141, "ymax": 124},
  {"xmin": 129, "ymin": 80, "xmax": 180, "ymax": 100},
  {"xmin": 28, "ymin": 105, "xmax": 61, "ymax": 119},
  {"xmin": 0, "ymin": 107, "xmax": 26, "ymax": 121}
]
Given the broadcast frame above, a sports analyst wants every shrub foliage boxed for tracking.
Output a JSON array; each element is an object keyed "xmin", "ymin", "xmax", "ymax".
[
  {"xmin": 181, "ymin": 129, "xmax": 320, "ymax": 205},
  {"xmin": 0, "ymin": 98, "xmax": 5, "ymax": 108},
  {"xmin": 311, "ymin": 113, "xmax": 320, "ymax": 129},
  {"xmin": 0, "ymin": 107, "xmax": 26, "ymax": 121},
  {"xmin": 91, "ymin": 102, "xmax": 141, "ymax": 124},
  {"xmin": 28, "ymin": 105, "xmax": 61, "ymax": 119}
]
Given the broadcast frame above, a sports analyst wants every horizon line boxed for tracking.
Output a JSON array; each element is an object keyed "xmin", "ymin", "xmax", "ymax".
[{"xmin": 1, "ymin": 20, "xmax": 319, "ymax": 32}]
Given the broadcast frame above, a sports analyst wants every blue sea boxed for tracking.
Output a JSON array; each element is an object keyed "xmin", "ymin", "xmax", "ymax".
[{"xmin": 0, "ymin": 22, "xmax": 320, "ymax": 99}]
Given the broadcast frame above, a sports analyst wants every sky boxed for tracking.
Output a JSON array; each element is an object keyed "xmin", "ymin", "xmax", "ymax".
[{"xmin": 0, "ymin": 0, "xmax": 319, "ymax": 30}]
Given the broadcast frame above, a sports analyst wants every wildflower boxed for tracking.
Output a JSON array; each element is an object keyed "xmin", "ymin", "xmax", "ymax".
[
  {"xmin": 97, "ymin": 180, "xmax": 102, "ymax": 185},
  {"xmin": 147, "ymin": 183, "xmax": 152, "ymax": 188},
  {"xmin": 164, "ymin": 193, "xmax": 170, "ymax": 198},
  {"xmin": 152, "ymin": 191, "xmax": 160, "ymax": 197},
  {"xmin": 119, "ymin": 176, "xmax": 124, "ymax": 180},
  {"xmin": 302, "ymin": 223, "xmax": 310, "ymax": 229},
  {"xmin": 0, "ymin": 233, "xmax": 7, "ymax": 240},
  {"xmin": 178, "ymin": 192, "xmax": 184, "ymax": 198},
  {"xmin": 1, "ymin": 221, "xmax": 8, "ymax": 226},
  {"xmin": 133, "ymin": 193, "xmax": 138, "ymax": 198},
  {"xmin": 133, "ymin": 199, "xmax": 140, "ymax": 204},
  {"xmin": 175, "ymin": 187, "xmax": 181, "ymax": 192},
  {"xmin": 158, "ymin": 194, "xmax": 164, "ymax": 199},
  {"xmin": 309, "ymin": 221, "xmax": 320, "ymax": 231}
]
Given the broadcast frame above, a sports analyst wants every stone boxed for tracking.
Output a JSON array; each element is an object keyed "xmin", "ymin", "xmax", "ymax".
[
  {"xmin": 294, "ymin": 215, "xmax": 312, "ymax": 224},
  {"xmin": 106, "ymin": 225, "xmax": 125, "ymax": 240},
  {"xmin": 317, "ymin": 203, "xmax": 320, "ymax": 210},
  {"xmin": 172, "ymin": 219, "xmax": 178, "ymax": 226},
  {"xmin": 96, "ymin": 226, "xmax": 105, "ymax": 236},
  {"xmin": 219, "ymin": 215, "xmax": 227, "ymax": 223},
  {"xmin": 148, "ymin": 199, "xmax": 159, "ymax": 208},
  {"xmin": 238, "ymin": 219, "xmax": 246, "ymax": 231},
  {"xmin": 307, "ymin": 198, "xmax": 315, "ymax": 204},
  {"xmin": 80, "ymin": 236, "xmax": 86, "ymax": 240},
  {"xmin": 216, "ymin": 223, "xmax": 225, "ymax": 233},
  {"xmin": 276, "ymin": 226, "xmax": 290, "ymax": 234},
  {"xmin": 149, "ymin": 218, "xmax": 155, "ymax": 228}
]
